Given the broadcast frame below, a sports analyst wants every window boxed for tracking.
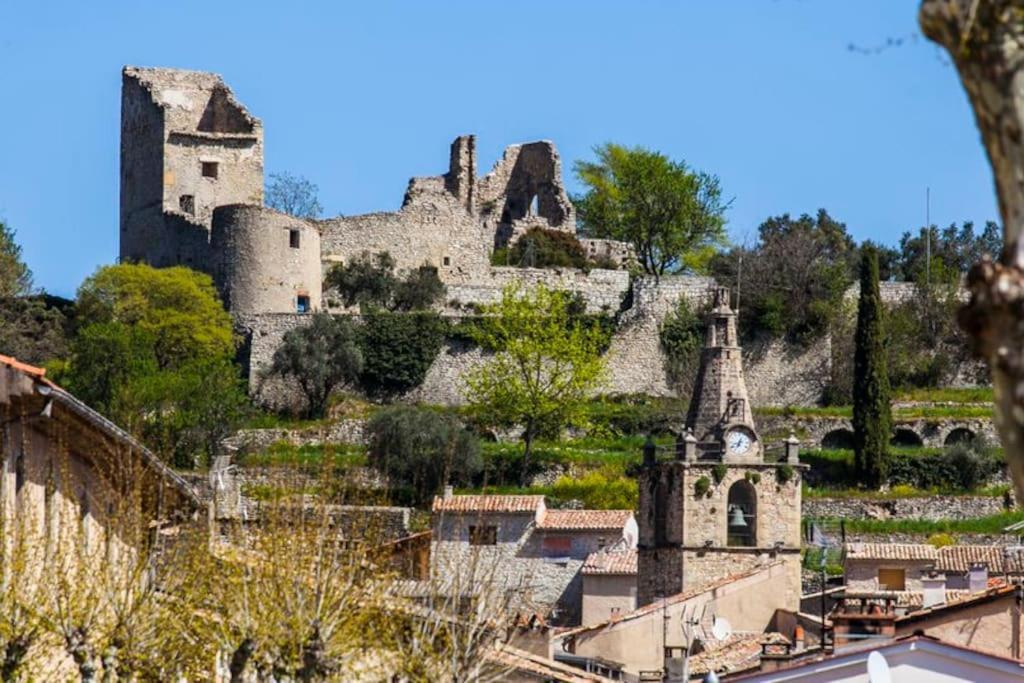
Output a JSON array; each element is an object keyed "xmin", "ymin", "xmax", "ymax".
[
  {"xmin": 726, "ymin": 480, "xmax": 757, "ymax": 547},
  {"xmin": 296, "ymin": 295, "xmax": 311, "ymax": 314},
  {"xmin": 543, "ymin": 536, "xmax": 572, "ymax": 555},
  {"xmin": 201, "ymin": 161, "xmax": 219, "ymax": 179},
  {"xmin": 14, "ymin": 452, "xmax": 24, "ymax": 495},
  {"xmin": 443, "ymin": 256, "xmax": 451, "ymax": 266},
  {"xmin": 878, "ymin": 568, "xmax": 906, "ymax": 591},
  {"xmin": 289, "ymin": 229, "xmax": 301, "ymax": 249},
  {"xmin": 469, "ymin": 525, "xmax": 497, "ymax": 546},
  {"xmin": 179, "ymin": 194, "xmax": 195, "ymax": 215},
  {"xmin": 597, "ymin": 536, "xmax": 607, "ymax": 550}
]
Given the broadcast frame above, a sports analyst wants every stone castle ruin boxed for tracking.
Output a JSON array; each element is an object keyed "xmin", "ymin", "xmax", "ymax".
[{"xmin": 118, "ymin": 66, "xmax": 828, "ymax": 407}]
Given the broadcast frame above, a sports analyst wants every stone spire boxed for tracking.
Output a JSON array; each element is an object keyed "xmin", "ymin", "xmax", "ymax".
[{"xmin": 684, "ymin": 287, "xmax": 760, "ymax": 460}]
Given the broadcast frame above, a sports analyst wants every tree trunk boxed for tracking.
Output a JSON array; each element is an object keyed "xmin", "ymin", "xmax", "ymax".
[
  {"xmin": 520, "ymin": 420, "xmax": 535, "ymax": 488},
  {"xmin": 921, "ymin": 1, "xmax": 1024, "ymax": 500}
]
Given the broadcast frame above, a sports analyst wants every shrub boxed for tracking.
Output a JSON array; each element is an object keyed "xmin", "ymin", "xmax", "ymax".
[
  {"xmin": 745, "ymin": 471, "xmax": 762, "ymax": 485},
  {"xmin": 549, "ymin": 468, "xmax": 637, "ymax": 509},
  {"xmin": 584, "ymin": 394, "xmax": 688, "ymax": 436},
  {"xmin": 776, "ymin": 464, "xmax": 795, "ymax": 485},
  {"xmin": 268, "ymin": 314, "xmax": 363, "ymax": 418},
  {"xmin": 711, "ymin": 464, "xmax": 728, "ymax": 484},
  {"xmin": 358, "ymin": 310, "xmax": 446, "ymax": 396},
  {"xmin": 944, "ymin": 442, "xmax": 990, "ymax": 491},
  {"xmin": 326, "ymin": 251, "xmax": 445, "ymax": 311},
  {"xmin": 927, "ymin": 532, "xmax": 957, "ymax": 548},
  {"xmin": 507, "ymin": 227, "xmax": 590, "ymax": 269},
  {"xmin": 367, "ymin": 406, "xmax": 482, "ymax": 506},
  {"xmin": 694, "ymin": 476, "xmax": 711, "ymax": 497},
  {"xmin": 660, "ymin": 299, "xmax": 706, "ymax": 395}
]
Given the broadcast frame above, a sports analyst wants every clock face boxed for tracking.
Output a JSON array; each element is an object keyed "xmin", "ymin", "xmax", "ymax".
[{"xmin": 727, "ymin": 429, "xmax": 753, "ymax": 455}]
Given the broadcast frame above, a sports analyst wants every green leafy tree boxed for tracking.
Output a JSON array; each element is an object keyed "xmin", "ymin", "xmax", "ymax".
[
  {"xmin": 896, "ymin": 221, "xmax": 1002, "ymax": 282},
  {"xmin": 574, "ymin": 143, "xmax": 728, "ymax": 278},
  {"xmin": 366, "ymin": 406, "xmax": 482, "ymax": 505},
  {"xmin": 464, "ymin": 283, "xmax": 606, "ymax": 484},
  {"xmin": 265, "ymin": 171, "xmax": 323, "ymax": 219},
  {"xmin": 64, "ymin": 265, "xmax": 248, "ymax": 467},
  {"xmin": 0, "ymin": 219, "xmax": 32, "ymax": 297},
  {"xmin": 852, "ymin": 246, "xmax": 892, "ymax": 489},
  {"xmin": 711, "ymin": 209, "xmax": 858, "ymax": 344},
  {"xmin": 0, "ymin": 295, "xmax": 69, "ymax": 365},
  {"xmin": 504, "ymin": 227, "xmax": 590, "ymax": 269},
  {"xmin": 268, "ymin": 313, "xmax": 363, "ymax": 418},
  {"xmin": 359, "ymin": 311, "xmax": 447, "ymax": 397},
  {"xmin": 75, "ymin": 263, "xmax": 234, "ymax": 368}
]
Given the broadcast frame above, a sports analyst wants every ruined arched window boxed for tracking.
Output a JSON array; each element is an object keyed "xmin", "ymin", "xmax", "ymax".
[{"xmin": 727, "ymin": 480, "xmax": 757, "ymax": 547}]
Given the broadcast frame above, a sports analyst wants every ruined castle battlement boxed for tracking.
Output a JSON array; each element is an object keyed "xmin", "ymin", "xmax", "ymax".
[{"xmin": 120, "ymin": 66, "xmax": 632, "ymax": 317}]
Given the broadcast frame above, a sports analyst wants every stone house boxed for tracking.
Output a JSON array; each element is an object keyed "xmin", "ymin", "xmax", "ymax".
[
  {"xmin": 431, "ymin": 493, "xmax": 636, "ymax": 625},
  {"xmin": 560, "ymin": 562, "xmax": 795, "ymax": 679},
  {"xmin": 0, "ymin": 353, "xmax": 199, "ymax": 537},
  {"xmin": 0, "ymin": 354, "xmax": 200, "ymax": 675},
  {"xmin": 844, "ymin": 543, "xmax": 940, "ymax": 593},
  {"xmin": 843, "ymin": 542, "xmax": 1024, "ymax": 594},
  {"xmin": 580, "ymin": 548, "xmax": 638, "ymax": 627}
]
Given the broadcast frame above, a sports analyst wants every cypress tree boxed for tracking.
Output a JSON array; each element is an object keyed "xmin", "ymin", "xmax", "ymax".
[{"xmin": 853, "ymin": 246, "xmax": 892, "ymax": 488}]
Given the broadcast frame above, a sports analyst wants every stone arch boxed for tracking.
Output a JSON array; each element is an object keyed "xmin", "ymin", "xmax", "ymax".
[
  {"xmin": 821, "ymin": 428, "xmax": 855, "ymax": 450},
  {"xmin": 944, "ymin": 427, "xmax": 977, "ymax": 447},
  {"xmin": 891, "ymin": 428, "xmax": 924, "ymax": 447},
  {"xmin": 726, "ymin": 480, "xmax": 757, "ymax": 547}
]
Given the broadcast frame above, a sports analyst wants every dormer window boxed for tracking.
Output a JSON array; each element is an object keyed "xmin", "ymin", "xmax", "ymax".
[{"xmin": 201, "ymin": 161, "xmax": 219, "ymax": 179}]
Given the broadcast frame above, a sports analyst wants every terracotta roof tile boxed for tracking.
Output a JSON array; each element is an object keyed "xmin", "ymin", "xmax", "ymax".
[
  {"xmin": 582, "ymin": 549, "xmax": 638, "ymax": 576},
  {"xmin": 937, "ymin": 545, "xmax": 1024, "ymax": 573},
  {"xmin": 0, "ymin": 354, "xmax": 47, "ymax": 379},
  {"xmin": 432, "ymin": 494, "xmax": 545, "ymax": 514},
  {"xmin": 538, "ymin": 509, "xmax": 633, "ymax": 530},
  {"xmin": 845, "ymin": 543, "xmax": 938, "ymax": 562},
  {"xmin": 689, "ymin": 632, "xmax": 786, "ymax": 677},
  {"xmin": 486, "ymin": 644, "xmax": 610, "ymax": 682}
]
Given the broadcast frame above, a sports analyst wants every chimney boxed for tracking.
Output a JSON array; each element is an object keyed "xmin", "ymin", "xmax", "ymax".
[
  {"xmin": 968, "ymin": 563, "xmax": 988, "ymax": 593},
  {"xmin": 443, "ymin": 485, "xmax": 454, "ymax": 500},
  {"xmin": 785, "ymin": 434, "xmax": 801, "ymax": 464},
  {"xmin": 922, "ymin": 572, "xmax": 946, "ymax": 608}
]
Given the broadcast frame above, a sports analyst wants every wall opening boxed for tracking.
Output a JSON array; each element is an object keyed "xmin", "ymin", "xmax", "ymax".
[
  {"xmin": 890, "ymin": 428, "xmax": 924, "ymax": 447},
  {"xmin": 469, "ymin": 525, "xmax": 497, "ymax": 546},
  {"xmin": 179, "ymin": 195, "xmax": 195, "ymax": 215},
  {"xmin": 201, "ymin": 161, "xmax": 219, "ymax": 179},
  {"xmin": 296, "ymin": 294, "xmax": 311, "ymax": 314},
  {"xmin": 822, "ymin": 429, "xmax": 856, "ymax": 450},
  {"xmin": 289, "ymin": 229, "xmax": 301, "ymax": 249},
  {"xmin": 878, "ymin": 568, "xmax": 906, "ymax": 590},
  {"xmin": 727, "ymin": 480, "xmax": 757, "ymax": 547},
  {"xmin": 443, "ymin": 256, "xmax": 451, "ymax": 266},
  {"xmin": 944, "ymin": 427, "xmax": 977, "ymax": 447}
]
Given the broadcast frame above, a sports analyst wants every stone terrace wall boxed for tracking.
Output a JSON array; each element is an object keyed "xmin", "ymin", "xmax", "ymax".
[
  {"xmin": 240, "ymin": 274, "xmax": 832, "ymax": 409},
  {"xmin": 804, "ymin": 494, "xmax": 1013, "ymax": 522}
]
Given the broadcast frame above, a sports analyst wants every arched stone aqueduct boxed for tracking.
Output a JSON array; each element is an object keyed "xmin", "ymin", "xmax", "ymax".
[{"xmin": 760, "ymin": 416, "xmax": 998, "ymax": 450}]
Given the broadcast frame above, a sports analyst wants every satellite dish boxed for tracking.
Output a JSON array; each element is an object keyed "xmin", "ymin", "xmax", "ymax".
[
  {"xmin": 711, "ymin": 617, "xmax": 733, "ymax": 641},
  {"xmin": 867, "ymin": 651, "xmax": 892, "ymax": 683}
]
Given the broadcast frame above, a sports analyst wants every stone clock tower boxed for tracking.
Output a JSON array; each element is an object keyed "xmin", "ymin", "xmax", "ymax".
[{"xmin": 636, "ymin": 287, "xmax": 803, "ymax": 609}]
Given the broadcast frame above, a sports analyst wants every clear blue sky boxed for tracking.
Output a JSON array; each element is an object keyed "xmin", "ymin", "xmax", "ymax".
[{"xmin": 0, "ymin": 0, "xmax": 997, "ymax": 298}]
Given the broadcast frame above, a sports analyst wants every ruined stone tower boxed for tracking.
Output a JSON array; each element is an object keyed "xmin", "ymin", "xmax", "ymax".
[
  {"xmin": 636, "ymin": 287, "xmax": 802, "ymax": 609},
  {"xmin": 120, "ymin": 66, "xmax": 264, "ymax": 269}
]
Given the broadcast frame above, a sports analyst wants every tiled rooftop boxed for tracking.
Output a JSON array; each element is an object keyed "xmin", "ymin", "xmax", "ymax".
[
  {"xmin": 431, "ymin": 494, "xmax": 545, "ymax": 514},
  {"xmin": 538, "ymin": 509, "xmax": 633, "ymax": 530},
  {"xmin": 688, "ymin": 632, "xmax": 788, "ymax": 677},
  {"xmin": 845, "ymin": 543, "xmax": 938, "ymax": 561},
  {"xmin": 937, "ymin": 545, "xmax": 1024, "ymax": 573},
  {"xmin": 582, "ymin": 549, "xmax": 638, "ymax": 576}
]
